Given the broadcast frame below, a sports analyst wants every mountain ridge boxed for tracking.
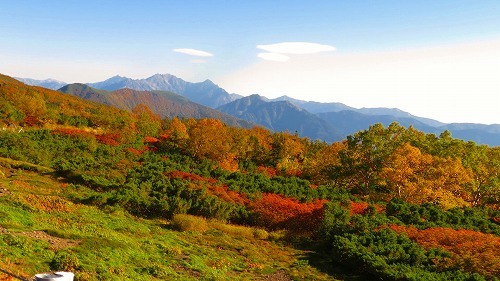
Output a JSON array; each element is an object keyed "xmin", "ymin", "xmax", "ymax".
[
  {"xmin": 58, "ymin": 83, "xmax": 255, "ymax": 128},
  {"xmin": 87, "ymin": 73, "xmax": 239, "ymax": 108},
  {"xmin": 218, "ymin": 94, "xmax": 341, "ymax": 142}
]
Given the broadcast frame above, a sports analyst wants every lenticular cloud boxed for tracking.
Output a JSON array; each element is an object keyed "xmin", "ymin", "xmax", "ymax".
[
  {"xmin": 173, "ymin": 48, "xmax": 214, "ymax": 57},
  {"xmin": 257, "ymin": 52, "xmax": 290, "ymax": 62}
]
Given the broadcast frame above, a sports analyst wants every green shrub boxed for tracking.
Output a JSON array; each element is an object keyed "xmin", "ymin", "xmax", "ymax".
[{"xmin": 50, "ymin": 250, "xmax": 80, "ymax": 271}]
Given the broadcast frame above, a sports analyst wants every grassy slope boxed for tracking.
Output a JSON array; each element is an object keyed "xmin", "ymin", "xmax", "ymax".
[{"xmin": 0, "ymin": 158, "xmax": 337, "ymax": 281}]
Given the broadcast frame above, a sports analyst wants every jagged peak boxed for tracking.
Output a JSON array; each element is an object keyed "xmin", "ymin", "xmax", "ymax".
[
  {"xmin": 149, "ymin": 73, "xmax": 172, "ymax": 79},
  {"xmin": 247, "ymin": 94, "xmax": 265, "ymax": 100}
]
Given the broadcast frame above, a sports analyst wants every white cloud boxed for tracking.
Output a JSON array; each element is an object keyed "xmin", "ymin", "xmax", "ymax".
[
  {"xmin": 257, "ymin": 52, "xmax": 290, "ymax": 62},
  {"xmin": 257, "ymin": 42, "xmax": 336, "ymax": 54},
  {"xmin": 173, "ymin": 48, "xmax": 214, "ymax": 57}
]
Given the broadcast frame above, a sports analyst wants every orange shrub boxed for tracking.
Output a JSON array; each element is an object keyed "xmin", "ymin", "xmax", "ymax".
[
  {"xmin": 144, "ymin": 136, "xmax": 159, "ymax": 143},
  {"xmin": 349, "ymin": 201, "xmax": 383, "ymax": 215},
  {"xmin": 126, "ymin": 147, "xmax": 143, "ymax": 155},
  {"xmin": 390, "ymin": 225, "xmax": 500, "ymax": 278},
  {"xmin": 350, "ymin": 201, "xmax": 369, "ymax": 215},
  {"xmin": 95, "ymin": 133, "xmax": 121, "ymax": 146},
  {"xmin": 249, "ymin": 193, "xmax": 326, "ymax": 233}
]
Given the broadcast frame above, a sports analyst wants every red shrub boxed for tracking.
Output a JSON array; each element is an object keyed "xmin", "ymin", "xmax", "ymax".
[
  {"xmin": 95, "ymin": 133, "xmax": 121, "ymax": 146},
  {"xmin": 249, "ymin": 193, "xmax": 327, "ymax": 233},
  {"xmin": 350, "ymin": 201, "xmax": 369, "ymax": 215}
]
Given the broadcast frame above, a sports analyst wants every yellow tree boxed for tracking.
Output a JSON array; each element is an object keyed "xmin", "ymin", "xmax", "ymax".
[
  {"xmin": 186, "ymin": 118, "xmax": 233, "ymax": 167},
  {"xmin": 227, "ymin": 127, "xmax": 253, "ymax": 163},
  {"xmin": 162, "ymin": 117, "xmax": 189, "ymax": 150},
  {"xmin": 303, "ymin": 141, "xmax": 344, "ymax": 185},
  {"xmin": 271, "ymin": 132, "xmax": 306, "ymax": 175},
  {"xmin": 380, "ymin": 143, "xmax": 433, "ymax": 203},
  {"xmin": 427, "ymin": 156, "xmax": 472, "ymax": 208}
]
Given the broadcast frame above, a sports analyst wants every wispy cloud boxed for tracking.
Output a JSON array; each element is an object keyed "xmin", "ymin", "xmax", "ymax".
[
  {"xmin": 257, "ymin": 52, "xmax": 290, "ymax": 62},
  {"xmin": 173, "ymin": 48, "xmax": 214, "ymax": 57},
  {"xmin": 257, "ymin": 42, "xmax": 336, "ymax": 55}
]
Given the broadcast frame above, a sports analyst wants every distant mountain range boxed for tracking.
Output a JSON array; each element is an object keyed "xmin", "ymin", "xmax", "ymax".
[
  {"xmin": 270, "ymin": 95, "xmax": 445, "ymax": 127},
  {"xmin": 14, "ymin": 74, "xmax": 500, "ymax": 146},
  {"xmin": 14, "ymin": 77, "xmax": 67, "ymax": 90}
]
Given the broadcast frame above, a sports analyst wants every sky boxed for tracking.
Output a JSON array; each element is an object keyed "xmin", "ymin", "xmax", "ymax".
[{"xmin": 1, "ymin": 1, "xmax": 499, "ymax": 124}]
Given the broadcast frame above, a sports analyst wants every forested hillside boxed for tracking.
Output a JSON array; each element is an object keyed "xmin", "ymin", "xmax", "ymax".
[{"xmin": 0, "ymin": 74, "xmax": 499, "ymax": 280}]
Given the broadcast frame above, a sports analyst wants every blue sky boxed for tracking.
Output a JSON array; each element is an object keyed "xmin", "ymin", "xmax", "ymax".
[{"xmin": 1, "ymin": 1, "xmax": 499, "ymax": 124}]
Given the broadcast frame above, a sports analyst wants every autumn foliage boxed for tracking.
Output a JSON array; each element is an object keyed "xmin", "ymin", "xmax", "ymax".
[
  {"xmin": 95, "ymin": 133, "xmax": 121, "ymax": 146},
  {"xmin": 249, "ymin": 193, "xmax": 326, "ymax": 232},
  {"xmin": 390, "ymin": 225, "xmax": 500, "ymax": 278},
  {"xmin": 349, "ymin": 201, "xmax": 385, "ymax": 215}
]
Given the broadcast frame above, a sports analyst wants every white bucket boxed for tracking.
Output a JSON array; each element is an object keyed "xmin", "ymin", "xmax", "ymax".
[
  {"xmin": 55, "ymin": 272, "xmax": 75, "ymax": 281},
  {"xmin": 34, "ymin": 273, "xmax": 64, "ymax": 281}
]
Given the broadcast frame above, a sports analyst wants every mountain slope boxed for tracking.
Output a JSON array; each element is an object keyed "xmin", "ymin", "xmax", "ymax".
[
  {"xmin": 1, "ymin": 74, "xmax": 132, "ymax": 129},
  {"xmin": 87, "ymin": 73, "xmax": 239, "ymax": 108},
  {"xmin": 59, "ymin": 83, "xmax": 254, "ymax": 128},
  {"xmin": 218, "ymin": 95, "xmax": 341, "ymax": 142}
]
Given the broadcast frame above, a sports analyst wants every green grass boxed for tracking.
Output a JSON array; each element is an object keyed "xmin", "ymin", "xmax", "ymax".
[{"xmin": 0, "ymin": 161, "xmax": 339, "ymax": 280}]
